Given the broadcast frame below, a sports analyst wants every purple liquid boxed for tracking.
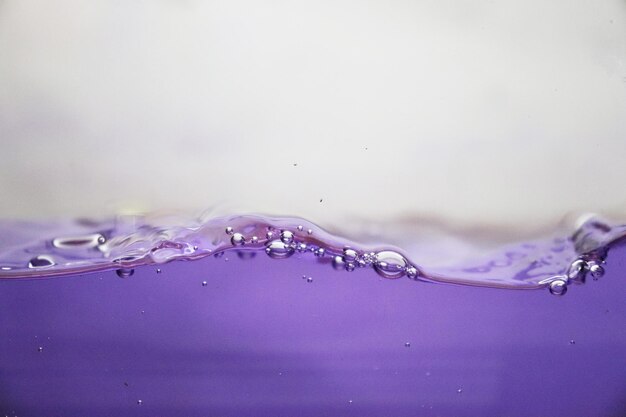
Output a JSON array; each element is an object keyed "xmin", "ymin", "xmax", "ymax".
[{"xmin": 1, "ymin": 214, "xmax": 625, "ymax": 416}]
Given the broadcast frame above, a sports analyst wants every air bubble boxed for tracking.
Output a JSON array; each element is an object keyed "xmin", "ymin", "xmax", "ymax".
[
  {"xmin": 202, "ymin": 281, "xmax": 208, "ymax": 287},
  {"xmin": 116, "ymin": 268, "xmax": 135, "ymax": 278},
  {"xmin": 297, "ymin": 225, "xmax": 303, "ymax": 232},
  {"xmin": 373, "ymin": 251, "xmax": 407, "ymax": 279},
  {"xmin": 231, "ymin": 233, "xmax": 245, "ymax": 246},
  {"xmin": 266, "ymin": 231, "xmax": 274, "ymax": 239},
  {"xmin": 38, "ymin": 346, "xmax": 43, "ymax": 352},
  {"xmin": 306, "ymin": 277, "xmax": 313, "ymax": 283},
  {"xmin": 280, "ymin": 230, "xmax": 294, "ymax": 244},
  {"xmin": 156, "ymin": 268, "xmax": 162, "ymax": 274},
  {"xmin": 404, "ymin": 342, "xmax": 411, "ymax": 348},
  {"xmin": 137, "ymin": 400, "xmax": 143, "ymax": 405},
  {"xmin": 307, "ymin": 229, "xmax": 313, "ymax": 235},
  {"xmin": 589, "ymin": 263, "xmax": 604, "ymax": 279},
  {"xmin": 225, "ymin": 227, "xmax": 234, "ymax": 235},
  {"xmin": 345, "ymin": 262, "xmax": 356, "ymax": 272},
  {"xmin": 251, "ymin": 236, "xmax": 259, "ymax": 244},
  {"xmin": 28, "ymin": 255, "xmax": 55, "ymax": 269},
  {"xmin": 314, "ymin": 248, "xmax": 326, "ymax": 257},
  {"xmin": 52, "ymin": 233, "xmax": 104, "ymax": 249},
  {"xmin": 332, "ymin": 256, "xmax": 345, "ymax": 270},
  {"xmin": 343, "ymin": 248, "xmax": 358, "ymax": 262},
  {"xmin": 406, "ymin": 266, "xmax": 419, "ymax": 280},
  {"xmin": 549, "ymin": 279, "xmax": 568, "ymax": 296},
  {"xmin": 297, "ymin": 243, "xmax": 307, "ymax": 252},
  {"xmin": 265, "ymin": 240, "xmax": 295, "ymax": 259}
]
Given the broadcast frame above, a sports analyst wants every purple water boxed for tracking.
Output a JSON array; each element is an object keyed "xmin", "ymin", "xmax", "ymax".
[{"xmin": 1, "ymin": 213, "xmax": 625, "ymax": 416}]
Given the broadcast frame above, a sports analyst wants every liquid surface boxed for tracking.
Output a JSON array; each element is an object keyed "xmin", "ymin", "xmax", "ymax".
[{"xmin": 0, "ymin": 213, "xmax": 624, "ymax": 295}]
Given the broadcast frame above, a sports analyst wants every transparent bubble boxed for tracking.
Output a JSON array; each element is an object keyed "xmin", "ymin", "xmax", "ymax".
[
  {"xmin": 156, "ymin": 268, "xmax": 162, "ymax": 274},
  {"xmin": 231, "ymin": 233, "xmax": 245, "ymax": 246},
  {"xmin": 307, "ymin": 229, "xmax": 313, "ymax": 235},
  {"xmin": 567, "ymin": 259, "xmax": 587, "ymax": 282},
  {"xmin": 251, "ymin": 236, "xmax": 259, "ymax": 244},
  {"xmin": 306, "ymin": 277, "xmax": 313, "ymax": 283},
  {"xmin": 343, "ymin": 248, "xmax": 358, "ymax": 262},
  {"xmin": 280, "ymin": 230, "xmax": 294, "ymax": 244},
  {"xmin": 589, "ymin": 263, "xmax": 604, "ymax": 279},
  {"xmin": 549, "ymin": 279, "xmax": 568, "ymax": 296},
  {"xmin": 28, "ymin": 255, "xmax": 55, "ymax": 269},
  {"xmin": 225, "ymin": 227, "xmax": 234, "ymax": 235},
  {"xmin": 373, "ymin": 251, "xmax": 407, "ymax": 279},
  {"xmin": 52, "ymin": 233, "xmax": 104, "ymax": 250},
  {"xmin": 116, "ymin": 268, "xmax": 135, "ymax": 278},
  {"xmin": 265, "ymin": 240, "xmax": 295, "ymax": 259},
  {"xmin": 314, "ymin": 248, "xmax": 326, "ymax": 257},
  {"xmin": 406, "ymin": 266, "xmax": 419, "ymax": 280},
  {"xmin": 297, "ymin": 225, "xmax": 304, "ymax": 232},
  {"xmin": 404, "ymin": 342, "xmax": 411, "ymax": 348},
  {"xmin": 202, "ymin": 281, "xmax": 208, "ymax": 287},
  {"xmin": 297, "ymin": 243, "xmax": 307, "ymax": 252},
  {"xmin": 345, "ymin": 262, "xmax": 356, "ymax": 272},
  {"xmin": 332, "ymin": 255, "xmax": 345, "ymax": 270}
]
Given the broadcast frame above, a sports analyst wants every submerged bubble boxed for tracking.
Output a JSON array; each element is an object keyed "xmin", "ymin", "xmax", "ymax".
[
  {"xmin": 156, "ymin": 268, "xmax": 162, "ymax": 274},
  {"xmin": 280, "ymin": 230, "xmax": 294, "ymax": 244},
  {"xmin": 265, "ymin": 240, "xmax": 295, "ymax": 259},
  {"xmin": 343, "ymin": 248, "xmax": 358, "ymax": 262},
  {"xmin": 314, "ymin": 248, "xmax": 326, "ymax": 257},
  {"xmin": 116, "ymin": 268, "xmax": 135, "ymax": 278},
  {"xmin": 37, "ymin": 346, "xmax": 43, "ymax": 352},
  {"xmin": 28, "ymin": 255, "xmax": 55, "ymax": 269},
  {"xmin": 404, "ymin": 342, "xmax": 411, "ymax": 348},
  {"xmin": 589, "ymin": 263, "xmax": 604, "ymax": 279},
  {"xmin": 549, "ymin": 279, "xmax": 568, "ymax": 296},
  {"xmin": 225, "ymin": 227, "xmax": 234, "ymax": 235},
  {"xmin": 250, "ymin": 236, "xmax": 259, "ymax": 244},
  {"xmin": 297, "ymin": 225, "xmax": 304, "ymax": 232},
  {"xmin": 231, "ymin": 233, "xmax": 245, "ymax": 246},
  {"xmin": 202, "ymin": 281, "xmax": 208, "ymax": 287},
  {"xmin": 373, "ymin": 251, "xmax": 407, "ymax": 279},
  {"xmin": 306, "ymin": 277, "xmax": 313, "ymax": 283},
  {"xmin": 406, "ymin": 266, "xmax": 419, "ymax": 280},
  {"xmin": 332, "ymin": 255, "xmax": 345, "ymax": 270}
]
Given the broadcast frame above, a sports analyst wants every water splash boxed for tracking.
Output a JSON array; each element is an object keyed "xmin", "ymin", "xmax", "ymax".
[{"xmin": 0, "ymin": 213, "xmax": 624, "ymax": 295}]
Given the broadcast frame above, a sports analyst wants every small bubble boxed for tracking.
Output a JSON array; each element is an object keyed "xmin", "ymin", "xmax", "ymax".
[
  {"xmin": 302, "ymin": 274, "xmax": 307, "ymax": 279},
  {"xmin": 202, "ymin": 281, "xmax": 208, "ymax": 287},
  {"xmin": 343, "ymin": 248, "xmax": 358, "ymax": 262},
  {"xmin": 231, "ymin": 233, "xmax": 245, "ymax": 246},
  {"xmin": 251, "ymin": 236, "xmax": 259, "ymax": 244},
  {"xmin": 297, "ymin": 225, "xmax": 304, "ymax": 232},
  {"xmin": 280, "ymin": 230, "xmax": 294, "ymax": 244},
  {"xmin": 569, "ymin": 339, "xmax": 576, "ymax": 345},
  {"xmin": 345, "ymin": 262, "xmax": 356, "ymax": 272},
  {"xmin": 156, "ymin": 268, "xmax": 162, "ymax": 274},
  {"xmin": 307, "ymin": 229, "xmax": 313, "ymax": 235},
  {"xmin": 332, "ymin": 255, "xmax": 345, "ymax": 270},
  {"xmin": 265, "ymin": 240, "xmax": 295, "ymax": 259},
  {"xmin": 116, "ymin": 268, "xmax": 135, "ymax": 278},
  {"xmin": 314, "ymin": 248, "xmax": 326, "ymax": 257},
  {"xmin": 457, "ymin": 388, "xmax": 463, "ymax": 394},
  {"xmin": 306, "ymin": 277, "xmax": 313, "ymax": 283},
  {"xmin": 319, "ymin": 199, "xmax": 323, "ymax": 203},
  {"xmin": 406, "ymin": 266, "xmax": 419, "ymax": 280},
  {"xmin": 348, "ymin": 400, "xmax": 353, "ymax": 405},
  {"xmin": 28, "ymin": 255, "xmax": 55, "ymax": 269},
  {"xmin": 53, "ymin": 233, "xmax": 105, "ymax": 249},
  {"xmin": 373, "ymin": 251, "xmax": 407, "ymax": 279},
  {"xmin": 37, "ymin": 347, "xmax": 43, "ymax": 352},
  {"xmin": 297, "ymin": 243, "xmax": 307, "ymax": 252},
  {"xmin": 137, "ymin": 400, "xmax": 143, "ymax": 405},
  {"xmin": 589, "ymin": 263, "xmax": 604, "ymax": 279},
  {"xmin": 404, "ymin": 342, "xmax": 411, "ymax": 348},
  {"xmin": 549, "ymin": 279, "xmax": 568, "ymax": 296},
  {"xmin": 225, "ymin": 226, "xmax": 234, "ymax": 235},
  {"xmin": 293, "ymin": 163, "xmax": 298, "ymax": 167},
  {"xmin": 140, "ymin": 310, "xmax": 145, "ymax": 315}
]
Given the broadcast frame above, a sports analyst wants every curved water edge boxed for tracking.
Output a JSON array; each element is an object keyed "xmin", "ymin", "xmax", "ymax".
[{"xmin": 0, "ymin": 213, "xmax": 624, "ymax": 296}]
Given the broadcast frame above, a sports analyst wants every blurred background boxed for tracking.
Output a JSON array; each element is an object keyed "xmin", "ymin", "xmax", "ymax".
[{"xmin": 0, "ymin": 0, "xmax": 625, "ymax": 230}]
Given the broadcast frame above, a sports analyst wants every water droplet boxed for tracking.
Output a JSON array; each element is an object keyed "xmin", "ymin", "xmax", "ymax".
[
  {"xmin": 28, "ymin": 255, "xmax": 55, "ymax": 269},
  {"xmin": 202, "ymin": 281, "xmax": 208, "ymax": 287},
  {"xmin": 373, "ymin": 251, "xmax": 407, "ymax": 279},
  {"xmin": 549, "ymin": 279, "xmax": 568, "ymax": 296},
  {"xmin": 280, "ymin": 230, "xmax": 294, "ymax": 244},
  {"xmin": 265, "ymin": 240, "xmax": 295, "ymax": 259},
  {"xmin": 116, "ymin": 268, "xmax": 135, "ymax": 278},
  {"xmin": 306, "ymin": 277, "xmax": 313, "ymax": 283},
  {"xmin": 589, "ymin": 263, "xmax": 604, "ymax": 279},
  {"xmin": 404, "ymin": 342, "xmax": 411, "ymax": 348},
  {"xmin": 343, "ymin": 248, "xmax": 358, "ymax": 262},
  {"xmin": 231, "ymin": 233, "xmax": 245, "ymax": 246},
  {"xmin": 225, "ymin": 226, "xmax": 234, "ymax": 235},
  {"xmin": 297, "ymin": 225, "xmax": 304, "ymax": 232}
]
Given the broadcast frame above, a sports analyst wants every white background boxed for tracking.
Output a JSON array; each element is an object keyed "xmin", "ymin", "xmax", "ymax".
[{"xmin": 1, "ymin": 0, "xmax": 625, "ymax": 230}]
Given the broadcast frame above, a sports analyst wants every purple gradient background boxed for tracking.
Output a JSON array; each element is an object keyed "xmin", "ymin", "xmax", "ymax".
[{"xmin": 1, "ymin": 244, "xmax": 625, "ymax": 417}]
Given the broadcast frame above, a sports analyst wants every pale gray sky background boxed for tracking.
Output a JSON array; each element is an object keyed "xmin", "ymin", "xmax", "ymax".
[{"xmin": 1, "ymin": 0, "xmax": 625, "ymax": 230}]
